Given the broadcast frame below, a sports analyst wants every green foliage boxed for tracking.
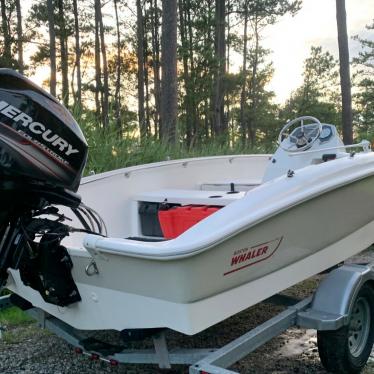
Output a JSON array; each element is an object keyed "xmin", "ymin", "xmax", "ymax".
[
  {"xmin": 0, "ymin": 0, "xmax": 23, "ymax": 69},
  {"xmin": 77, "ymin": 109, "xmax": 271, "ymax": 174},
  {"xmin": 2, "ymin": 1, "xmax": 370, "ymax": 147},
  {"xmin": 281, "ymin": 46, "xmax": 341, "ymax": 129},
  {"xmin": 353, "ymin": 20, "xmax": 374, "ymax": 141},
  {"xmin": 0, "ymin": 307, "xmax": 33, "ymax": 327}
]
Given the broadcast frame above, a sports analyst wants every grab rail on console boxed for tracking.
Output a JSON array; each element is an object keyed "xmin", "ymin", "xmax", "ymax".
[{"xmin": 288, "ymin": 140, "xmax": 371, "ymax": 157}]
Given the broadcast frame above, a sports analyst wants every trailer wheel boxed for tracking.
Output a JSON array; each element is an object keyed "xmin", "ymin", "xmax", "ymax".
[{"xmin": 317, "ymin": 284, "xmax": 374, "ymax": 373}]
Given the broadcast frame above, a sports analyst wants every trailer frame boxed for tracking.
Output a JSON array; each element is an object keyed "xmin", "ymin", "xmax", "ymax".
[{"xmin": 1, "ymin": 264, "xmax": 374, "ymax": 374}]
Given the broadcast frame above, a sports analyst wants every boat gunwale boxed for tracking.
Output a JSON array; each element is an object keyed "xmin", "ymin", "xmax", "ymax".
[
  {"xmin": 83, "ymin": 153, "xmax": 374, "ymax": 261},
  {"xmin": 81, "ymin": 154, "xmax": 271, "ymax": 184}
]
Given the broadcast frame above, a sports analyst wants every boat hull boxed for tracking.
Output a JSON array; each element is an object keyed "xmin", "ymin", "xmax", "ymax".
[{"xmin": 6, "ymin": 174, "xmax": 374, "ymax": 335}]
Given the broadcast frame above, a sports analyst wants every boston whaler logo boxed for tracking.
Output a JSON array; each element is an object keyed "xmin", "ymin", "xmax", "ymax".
[
  {"xmin": 0, "ymin": 100, "xmax": 79, "ymax": 161},
  {"xmin": 224, "ymin": 237, "xmax": 283, "ymax": 276}
]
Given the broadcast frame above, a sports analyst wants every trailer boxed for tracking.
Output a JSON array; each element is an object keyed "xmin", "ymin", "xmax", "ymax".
[{"xmin": 1, "ymin": 263, "xmax": 374, "ymax": 374}]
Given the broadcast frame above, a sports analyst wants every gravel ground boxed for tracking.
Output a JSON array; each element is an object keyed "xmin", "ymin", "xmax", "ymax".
[{"xmin": 1, "ymin": 248, "xmax": 374, "ymax": 374}]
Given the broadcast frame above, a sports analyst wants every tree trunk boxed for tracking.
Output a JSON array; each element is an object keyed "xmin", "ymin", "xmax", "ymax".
[
  {"xmin": 72, "ymin": 0, "xmax": 82, "ymax": 108},
  {"xmin": 94, "ymin": 0, "xmax": 102, "ymax": 121},
  {"xmin": 97, "ymin": 0, "xmax": 109, "ymax": 128},
  {"xmin": 47, "ymin": 0, "xmax": 57, "ymax": 97},
  {"xmin": 226, "ymin": 0, "xmax": 231, "ymax": 137},
  {"xmin": 136, "ymin": 0, "xmax": 146, "ymax": 140},
  {"xmin": 57, "ymin": 0, "xmax": 69, "ymax": 106},
  {"xmin": 114, "ymin": 0, "xmax": 122, "ymax": 135},
  {"xmin": 212, "ymin": 0, "xmax": 226, "ymax": 138},
  {"xmin": 226, "ymin": 0, "xmax": 230, "ymax": 74},
  {"xmin": 179, "ymin": 0, "xmax": 192, "ymax": 145},
  {"xmin": 150, "ymin": 0, "xmax": 161, "ymax": 138},
  {"xmin": 239, "ymin": 7, "xmax": 248, "ymax": 144},
  {"xmin": 160, "ymin": 0, "xmax": 178, "ymax": 144},
  {"xmin": 248, "ymin": 16, "xmax": 259, "ymax": 146},
  {"xmin": 15, "ymin": 0, "xmax": 23, "ymax": 73},
  {"xmin": 70, "ymin": 63, "xmax": 76, "ymax": 102},
  {"xmin": 186, "ymin": 0, "xmax": 198, "ymax": 141},
  {"xmin": 336, "ymin": 0, "xmax": 353, "ymax": 144},
  {"xmin": 1, "ymin": 0, "xmax": 11, "ymax": 65},
  {"xmin": 144, "ymin": 32, "xmax": 151, "ymax": 135},
  {"xmin": 207, "ymin": 0, "xmax": 214, "ymax": 137}
]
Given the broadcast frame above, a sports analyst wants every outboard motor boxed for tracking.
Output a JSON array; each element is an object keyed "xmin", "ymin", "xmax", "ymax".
[{"xmin": 0, "ymin": 69, "xmax": 101, "ymax": 307}]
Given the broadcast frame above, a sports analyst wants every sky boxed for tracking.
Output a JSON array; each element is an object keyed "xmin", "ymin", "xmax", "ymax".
[
  {"xmin": 262, "ymin": 0, "xmax": 373, "ymax": 103},
  {"xmin": 27, "ymin": 0, "xmax": 374, "ymax": 104}
]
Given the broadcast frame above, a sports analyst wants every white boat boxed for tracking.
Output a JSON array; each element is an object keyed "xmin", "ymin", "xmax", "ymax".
[{"xmin": 5, "ymin": 115, "xmax": 374, "ymax": 336}]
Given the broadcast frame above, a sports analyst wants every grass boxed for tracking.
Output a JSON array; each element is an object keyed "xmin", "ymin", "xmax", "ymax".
[
  {"xmin": 0, "ymin": 293, "xmax": 36, "ymax": 343},
  {"xmin": 0, "ymin": 290, "xmax": 33, "ymax": 327},
  {"xmin": 1, "ymin": 323, "xmax": 44, "ymax": 344},
  {"xmin": 84, "ymin": 131, "xmax": 272, "ymax": 175},
  {"xmin": 70, "ymin": 108, "xmax": 374, "ymax": 175},
  {"xmin": 0, "ymin": 306, "xmax": 33, "ymax": 327},
  {"xmin": 77, "ymin": 113, "xmax": 274, "ymax": 175},
  {"xmin": 0, "ymin": 305, "xmax": 35, "ymax": 344}
]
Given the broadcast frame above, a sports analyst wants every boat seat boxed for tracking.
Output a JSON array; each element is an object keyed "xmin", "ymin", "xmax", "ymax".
[
  {"xmin": 200, "ymin": 178, "xmax": 262, "ymax": 192},
  {"xmin": 133, "ymin": 188, "xmax": 246, "ymax": 206}
]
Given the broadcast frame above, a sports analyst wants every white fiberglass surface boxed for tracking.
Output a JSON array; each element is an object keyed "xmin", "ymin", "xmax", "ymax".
[
  {"xmin": 62, "ymin": 155, "xmax": 270, "ymax": 249},
  {"xmin": 84, "ymin": 152, "xmax": 374, "ymax": 259}
]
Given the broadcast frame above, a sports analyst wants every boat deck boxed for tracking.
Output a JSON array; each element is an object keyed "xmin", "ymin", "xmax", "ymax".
[
  {"xmin": 134, "ymin": 189, "xmax": 246, "ymax": 206},
  {"xmin": 133, "ymin": 178, "xmax": 262, "ymax": 206}
]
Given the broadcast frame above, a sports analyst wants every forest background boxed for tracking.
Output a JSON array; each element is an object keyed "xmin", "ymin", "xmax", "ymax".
[{"xmin": 0, "ymin": 0, "xmax": 373, "ymax": 173}]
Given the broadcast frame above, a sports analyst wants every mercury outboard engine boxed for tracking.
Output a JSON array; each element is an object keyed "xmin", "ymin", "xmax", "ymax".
[{"xmin": 0, "ymin": 69, "xmax": 103, "ymax": 307}]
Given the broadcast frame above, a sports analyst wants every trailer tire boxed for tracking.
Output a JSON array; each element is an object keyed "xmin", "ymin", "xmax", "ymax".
[{"xmin": 317, "ymin": 284, "xmax": 374, "ymax": 373}]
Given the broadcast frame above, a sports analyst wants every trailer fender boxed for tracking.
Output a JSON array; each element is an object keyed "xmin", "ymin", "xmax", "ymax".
[{"xmin": 297, "ymin": 264, "xmax": 374, "ymax": 331}]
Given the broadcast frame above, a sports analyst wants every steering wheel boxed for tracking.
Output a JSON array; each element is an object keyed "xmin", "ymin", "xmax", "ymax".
[{"xmin": 278, "ymin": 116, "xmax": 322, "ymax": 152}]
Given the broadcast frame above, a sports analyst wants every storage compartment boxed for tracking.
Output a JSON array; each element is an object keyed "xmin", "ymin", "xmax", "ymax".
[
  {"xmin": 138, "ymin": 201, "xmax": 180, "ymax": 237},
  {"xmin": 138, "ymin": 202, "xmax": 163, "ymax": 237},
  {"xmin": 158, "ymin": 205, "xmax": 221, "ymax": 239}
]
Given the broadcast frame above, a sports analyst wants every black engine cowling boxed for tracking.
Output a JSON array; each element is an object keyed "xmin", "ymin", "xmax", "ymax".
[{"xmin": 0, "ymin": 69, "xmax": 88, "ymax": 193}]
